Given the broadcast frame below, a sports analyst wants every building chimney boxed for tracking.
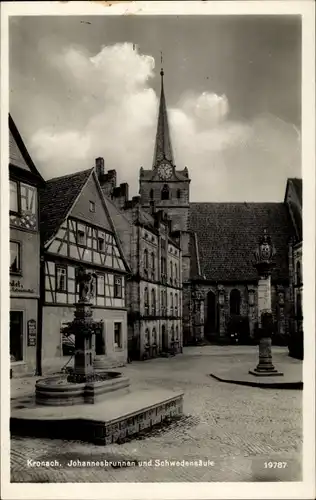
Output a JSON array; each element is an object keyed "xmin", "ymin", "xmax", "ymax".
[{"xmin": 95, "ymin": 157, "xmax": 105, "ymax": 179}]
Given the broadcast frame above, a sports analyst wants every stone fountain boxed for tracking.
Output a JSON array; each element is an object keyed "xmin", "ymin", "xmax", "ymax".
[
  {"xmin": 11, "ymin": 267, "xmax": 184, "ymax": 444},
  {"xmin": 36, "ymin": 266, "xmax": 130, "ymax": 405}
]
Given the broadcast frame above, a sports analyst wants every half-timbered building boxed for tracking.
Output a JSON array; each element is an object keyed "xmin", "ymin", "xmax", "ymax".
[
  {"xmin": 9, "ymin": 114, "xmax": 45, "ymax": 376},
  {"xmin": 39, "ymin": 167, "xmax": 130, "ymax": 373}
]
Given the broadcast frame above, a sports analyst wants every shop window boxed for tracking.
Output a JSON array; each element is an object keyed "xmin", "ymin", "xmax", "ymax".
[
  {"xmin": 10, "ymin": 241, "xmax": 21, "ymax": 274},
  {"xmin": 152, "ymin": 328, "xmax": 157, "ymax": 344},
  {"xmin": 56, "ymin": 266, "xmax": 67, "ymax": 292},
  {"xmin": 114, "ymin": 275, "xmax": 122, "ymax": 298},
  {"xmin": 114, "ymin": 322, "xmax": 122, "ymax": 348},
  {"xmin": 10, "ymin": 311, "xmax": 23, "ymax": 362}
]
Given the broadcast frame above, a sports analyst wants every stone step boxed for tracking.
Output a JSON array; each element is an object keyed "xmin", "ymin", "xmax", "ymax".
[{"xmin": 10, "ymin": 388, "xmax": 184, "ymax": 445}]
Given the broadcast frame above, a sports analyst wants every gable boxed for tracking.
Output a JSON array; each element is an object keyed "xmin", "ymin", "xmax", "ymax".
[
  {"xmin": 70, "ymin": 174, "xmax": 112, "ymax": 231},
  {"xmin": 9, "ymin": 130, "xmax": 32, "ymax": 172}
]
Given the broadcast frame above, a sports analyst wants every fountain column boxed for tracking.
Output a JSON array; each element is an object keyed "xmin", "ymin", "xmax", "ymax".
[{"xmin": 249, "ymin": 229, "xmax": 283, "ymax": 377}]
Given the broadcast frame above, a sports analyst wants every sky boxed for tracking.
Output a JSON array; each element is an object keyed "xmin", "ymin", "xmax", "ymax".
[{"xmin": 9, "ymin": 15, "xmax": 301, "ymax": 202}]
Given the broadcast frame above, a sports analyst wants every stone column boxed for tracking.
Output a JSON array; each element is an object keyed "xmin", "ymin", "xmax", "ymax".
[{"xmin": 249, "ymin": 229, "xmax": 283, "ymax": 377}]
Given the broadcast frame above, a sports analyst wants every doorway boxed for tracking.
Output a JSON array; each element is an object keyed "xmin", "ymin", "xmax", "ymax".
[
  {"xmin": 205, "ymin": 291, "xmax": 217, "ymax": 337},
  {"xmin": 10, "ymin": 311, "xmax": 23, "ymax": 362}
]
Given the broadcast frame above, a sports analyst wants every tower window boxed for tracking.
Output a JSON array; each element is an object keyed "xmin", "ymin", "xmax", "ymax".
[
  {"xmin": 177, "ymin": 189, "xmax": 181, "ymax": 199},
  {"xmin": 161, "ymin": 184, "xmax": 169, "ymax": 201}
]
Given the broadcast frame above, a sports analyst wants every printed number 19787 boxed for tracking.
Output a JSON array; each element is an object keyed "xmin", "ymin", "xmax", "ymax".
[{"xmin": 264, "ymin": 462, "xmax": 288, "ymax": 469}]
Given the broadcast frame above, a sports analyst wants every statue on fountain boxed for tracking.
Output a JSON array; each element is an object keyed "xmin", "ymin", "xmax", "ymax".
[{"xmin": 76, "ymin": 266, "xmax": 97, "ymax": 302}]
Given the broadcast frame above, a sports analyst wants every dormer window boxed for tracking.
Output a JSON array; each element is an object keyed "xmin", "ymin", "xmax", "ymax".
[
  {"xmin": 161, "ymin": 184, "xmax": 169, "ymax": 201},
  {"xmin": 89, "ymin": 201, "xmax": 96, "ymax": 213}
]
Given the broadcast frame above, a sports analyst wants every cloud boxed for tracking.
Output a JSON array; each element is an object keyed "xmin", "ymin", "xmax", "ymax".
[{"xmin": 28, "ymin": 42, "xmax": 301, "ymax": 201}]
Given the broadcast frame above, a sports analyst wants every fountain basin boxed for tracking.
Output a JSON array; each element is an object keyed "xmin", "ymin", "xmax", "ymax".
[{"xmin": 35, "ymin": 371, "xmax": 130, "ymax": 406}]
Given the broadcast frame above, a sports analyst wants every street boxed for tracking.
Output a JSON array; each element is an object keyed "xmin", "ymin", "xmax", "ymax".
[{"xmin": 11, "ymin": 346, "xmax": 302, "ymax": 482}]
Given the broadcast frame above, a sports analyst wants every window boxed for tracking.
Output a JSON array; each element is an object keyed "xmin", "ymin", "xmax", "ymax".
[
  {"xmin": 10, "ymin": 180, "xmax": 18, "ymax": 212},
  {"xmin": 170, "ymin": 292, "xmax": 174, "ymax": 315},
  {"xmin": 177, "ymin": 189, "xmax": 181, "ymax": 199},
  {"xmin": 114, "ymin": 322, "xmax": 122, "ymax": 348},
  {"xmin": 144, "ymin": 287, "xmax": 149, "ymax": 315},
  {"xmin": 175, "ymin": 293, "xmax": 178, "ymax": 314},
  {"xmin": 10, "ymin": 241, "xmax": 21, "ymax": 273},
  {"xmin": 161, "ymin": 184, "xmax": 169, "ymax": 200},
  {"xmin": 150, "ymin": 189, "xmax": 154, "ymax": 199},
  {"xmin": 20, "ymin": 183, "xmax": 36, "ymax": 214},
  {"xmin": 174, "ymin": 263, "xmax": 178, "ymax": 284},
  {"xmin": 10, "ymin": 311, "xmax": 23, "ymax": 362},
  {"xmin": 56, "ymin": 266, "xmax": 67, "ymax": 292},
  {"xmin": 151, "ymin": 289, "xmax": 156, "ymax": 315},
  {"xmin": 296, "ymin": 261, "xmax": 302, "ymax": 285},
  {"xmin": 98, "ymin": 237, "xmax": 105, "ymax": 252},
  {"xmin": 170, "ymin": 261, "xmax": 173, "ymax": 283},
  {"xmin": 151, "ymin": 252, "xmax": 155, "ymax": 279},
  {"xmin": 161, "ymin": 290, "xmax": 164, "ymax": 315},
  {"xmin": 97, "ymin": 273, "xmax": 105, "ymax": 296},
  {"xmin": 171, "ymin": 326, "xmax": 175, "ymax": 342},
  {"xmin": 176, "ymin": 325, "xmax": 179, "ymax": 340},
  {"xmin": 77, "ymin": 230, "xmax": 86, "ymax": 246},
  {"xmin": 296, "ymin": 292, "xmax": 303, "ymax": 320},
  {"xmin": 144, "ymin": 249, "xmax": 148, "ymax": 269},
  {"xmin": 152, "ymin": 328, "xmax": 157, "ymax": 344},
  {"xmin": 114, "ymin": 276, "xmax": 122, "ymax": 298},
  {"xmin": 230, "ymin": 289, "xmax": 241, "ymax": 315},
  {"xmin": 144, "ymin": 328, "xmax": 150, "ymax": 345},
  {"xmin": 89, "ymin": 201, "xmax": 96, "ymax": 213}
]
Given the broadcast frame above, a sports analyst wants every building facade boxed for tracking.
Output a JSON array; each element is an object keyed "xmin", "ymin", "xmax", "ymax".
[
  {"xmin": 39, "ymin": 168, "xmax": 130, "ymax": 373},
  {"xmin": 96, "ymin": 158, "xmax": 183, "ymax": 361},
  {"xmin": 9, "ymin": 115, "xmax": 44, "ymax": 377},
  {"xmin": 138, "ymin": 67, "xmax": 301, "ymax": 345}
]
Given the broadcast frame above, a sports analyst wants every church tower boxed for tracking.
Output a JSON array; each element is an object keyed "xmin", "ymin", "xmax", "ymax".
[{"xmin": 139, "ymin": 65, "xmax": 191, "ymax": 232}]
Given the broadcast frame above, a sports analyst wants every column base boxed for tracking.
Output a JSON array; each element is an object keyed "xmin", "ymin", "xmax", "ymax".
[{"xmin": 249, "ymin": 369, "xmax": 284, "ymax": 377}]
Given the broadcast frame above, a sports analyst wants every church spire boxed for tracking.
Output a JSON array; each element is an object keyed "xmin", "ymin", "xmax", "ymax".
[{"xmin": 152, "ymin": 54, "xmax": 174, "ymax": 168}]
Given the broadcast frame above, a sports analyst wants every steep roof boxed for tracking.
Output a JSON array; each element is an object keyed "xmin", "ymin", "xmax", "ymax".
[
  {"xmin": 189, "ymin": 202, "xmax": 295, "ymax": 282},
  {"xmin": 9, "ymin": 114, "xmax": 44, "ymax": 182},
  {"xmin": 40, "ymin": 169, "xmax": 92, "ymax": 243},
  {"xmin": 289, "ymin": 178, "xmax": 302, "ymax": 206},
  {"xmin": 152, "ymin": 69, "xmax": 174, "ymax": 167}
]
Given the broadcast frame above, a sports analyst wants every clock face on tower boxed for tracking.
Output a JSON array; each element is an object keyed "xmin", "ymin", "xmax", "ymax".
[{"xmin": 157, "ymin": 162, "xmax": 173, "ymax": 180}]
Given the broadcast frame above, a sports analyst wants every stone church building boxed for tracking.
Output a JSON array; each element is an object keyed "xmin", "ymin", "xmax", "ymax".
[{"xmin": 138, "ymin": 68, "xmax": 302, "ymax": 346}]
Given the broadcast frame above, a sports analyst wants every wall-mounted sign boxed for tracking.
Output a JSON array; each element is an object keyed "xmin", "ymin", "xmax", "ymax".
[
  {"xmin": 27, "ymin": 319, "xmax": 37, "ymax": 346},
  {"xmin": 10, "ymin": 279, "xmax": 35, "ymax": 294}
]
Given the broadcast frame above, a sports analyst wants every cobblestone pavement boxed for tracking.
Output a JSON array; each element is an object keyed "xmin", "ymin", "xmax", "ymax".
[{"xmin": 10, "ymin": 346, "xmax": 303, "ymax": 482}]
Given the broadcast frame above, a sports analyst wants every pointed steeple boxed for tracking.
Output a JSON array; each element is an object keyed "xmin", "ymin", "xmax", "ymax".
[{"xmin": 152, "ymin": 58, "xmax": 174, "ymax": 168}]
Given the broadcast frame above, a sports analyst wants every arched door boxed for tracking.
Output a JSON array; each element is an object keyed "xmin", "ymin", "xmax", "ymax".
[{"xmin": 205, "ymin": 291, "xmax": 217, "ymax": 337}]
